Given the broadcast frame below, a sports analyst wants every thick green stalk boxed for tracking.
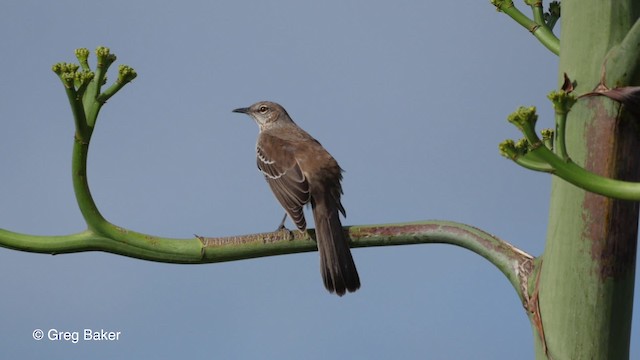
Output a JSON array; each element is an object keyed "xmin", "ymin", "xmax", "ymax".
[{"xmin": 537, "ymin": 1, "xmax": 640, "ymax": 359}]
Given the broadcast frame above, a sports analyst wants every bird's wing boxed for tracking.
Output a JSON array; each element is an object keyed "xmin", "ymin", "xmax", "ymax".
[{"xmin": 256, "ymin": 133, "xmax": 310, "ymax": 230}]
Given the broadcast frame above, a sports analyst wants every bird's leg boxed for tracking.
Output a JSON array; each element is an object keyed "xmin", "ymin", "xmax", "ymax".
[{"xmin": 276, "ymin": 213, "xmax": 288, "ymax": 231}]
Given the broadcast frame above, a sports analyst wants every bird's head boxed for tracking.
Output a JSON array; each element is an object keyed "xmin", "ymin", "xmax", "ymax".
[{"xmin": 233, "ymin": 101, "xmax": 292, "ymax": 131}]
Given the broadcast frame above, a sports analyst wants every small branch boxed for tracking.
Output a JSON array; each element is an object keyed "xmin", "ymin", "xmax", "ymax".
[
  {"xmin": 532, "ymin": 145, "xmax": 640, "ymax": 199},
  {"xmin": 80, "ymin": 47, "xmax": 120, "ymax": 129},
  {"xmin": 499, "ymin": 138, "xmax": 554, "ymax": 173},
  {"xmin": 502, "ymin": 96, "xmax": 640, "ymax": 200},
  {"xmin": 52, "ymin": 63, "xmax": 90, "ymax": 142},
  {"xmin": 96, "ymin": 65, "xmax": 137, "ymax": 104},
  {"xmin": 491, "ymin": 0, "xmax": 560, "ymax": 56},
  {"xmin": 89, "ymin": 47, "xmax": 116, "ymax": 101},
  {"xmin": 548, "ymin": 90, "xmax": 577, "ymax": 161},
  {"xmin": 526, "ymin": 0, "xmax": 545, "ymax": 26},
  {"xmin": 532, "ymin": 23, "xmax": 559, "ymax": 56},
  {"xmin": 552, "ymin": 108, "xmax": 568, "ymax": 160},
  {"xmin": 53, "ymin": 47, "xmax": 138, "ymax": 233}
]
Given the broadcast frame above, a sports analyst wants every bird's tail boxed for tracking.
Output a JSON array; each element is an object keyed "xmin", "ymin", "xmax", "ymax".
[{"xmin": 312, "ymin": 193, "xmax": 360, "ymax": 296}]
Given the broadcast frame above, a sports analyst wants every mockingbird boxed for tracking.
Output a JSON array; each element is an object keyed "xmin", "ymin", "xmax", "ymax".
[{"xmin": 233, "ymin": 101, "xmax": 360, "ymax": 296}]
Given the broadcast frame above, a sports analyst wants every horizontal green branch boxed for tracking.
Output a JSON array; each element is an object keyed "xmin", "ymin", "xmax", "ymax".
[
  {"xmin": 0, "ymin": 228, "xmax": 202, "ymax": 262},
  {"xmin": 0, "ymin": 220, "xmax": 534, "ymax": 302}
]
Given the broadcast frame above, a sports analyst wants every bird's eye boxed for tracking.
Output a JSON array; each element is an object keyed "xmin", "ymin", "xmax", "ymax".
[{"xmin": 259, "ymin": 106, "xmax": 268, "ymax": 113}]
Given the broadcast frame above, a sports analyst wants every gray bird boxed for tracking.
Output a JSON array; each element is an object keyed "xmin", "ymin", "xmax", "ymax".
[{"xmin": 233, "ymin": 101, "xmax": 360, "ymax": 296}]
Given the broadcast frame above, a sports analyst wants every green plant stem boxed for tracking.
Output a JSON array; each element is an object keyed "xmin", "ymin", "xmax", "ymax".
[
  {"xmin": 346, "ymin": 221, "xmax": 534, "ymax": 303},
  {"xmin": 61, "ymin": 86, "xmax": 89, "ymax": 142},
  {"xmin": 506, "ymin": 134, "xmax": 640, "ymax": 199},
  {"xmin": 531, "ymin": 24, "xmax": 560, "ymax": 56},
  {"xmin": 554, "ymin": 109, "xmax": 569, "ymax": 160},
  {"xmin": 530, "ymin": 1, "xmax": 545, "ymax": 26},
  {"xmin": 0, "ymin": 220, "xmax": 534, "ymax": 301},
  {"xmin": 97, "ymin": 80, "xmax": 130, "ymax": 104},
  {"xmin": 515, "ymin": 153, "xmax": 554, "ymax": 172},
  {"xmin": 495, "ymin": 1, "xmax": 560, "ymax": 55},
  {"xmin": 71, "ymin": 138, "xmax": 108, "ymax": 232},
  {"xmin": 83, "ymin": 63, "xmax": 107, "ymax": 129},
  {"xmin": 0, "ymin": 228, "xmax": 202, "ymax": 262},
  {"xmin": 532, "ymin": 145, "xmax": 640, "ymax": 200}
]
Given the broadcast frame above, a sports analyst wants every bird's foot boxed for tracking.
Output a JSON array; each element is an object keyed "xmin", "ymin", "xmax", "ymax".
[{"xmin": 275, "ymin": 213, "xmax": 288, "ymax": 231}]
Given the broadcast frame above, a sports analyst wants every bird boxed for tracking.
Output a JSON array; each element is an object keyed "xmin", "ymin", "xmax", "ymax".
[{"xmin": 232, "ymin": 101, "xmax": 360, "ymax": 296}]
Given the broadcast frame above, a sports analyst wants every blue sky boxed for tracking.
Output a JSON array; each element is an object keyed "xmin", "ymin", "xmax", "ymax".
[{"xmin": 0, "ymin": 1, "xmax": 636, "ymax": 359}]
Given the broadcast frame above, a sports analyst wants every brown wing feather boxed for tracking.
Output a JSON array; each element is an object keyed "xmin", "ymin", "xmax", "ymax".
[{"xmin": 256, "ymin": 133, "xmax": 310, "ymax": 230}]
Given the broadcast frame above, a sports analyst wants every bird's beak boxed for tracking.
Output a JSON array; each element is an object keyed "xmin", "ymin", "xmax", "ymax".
[{"xmin": 232, "ymin": 107, "xmax": 249, "ymax": 114}]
